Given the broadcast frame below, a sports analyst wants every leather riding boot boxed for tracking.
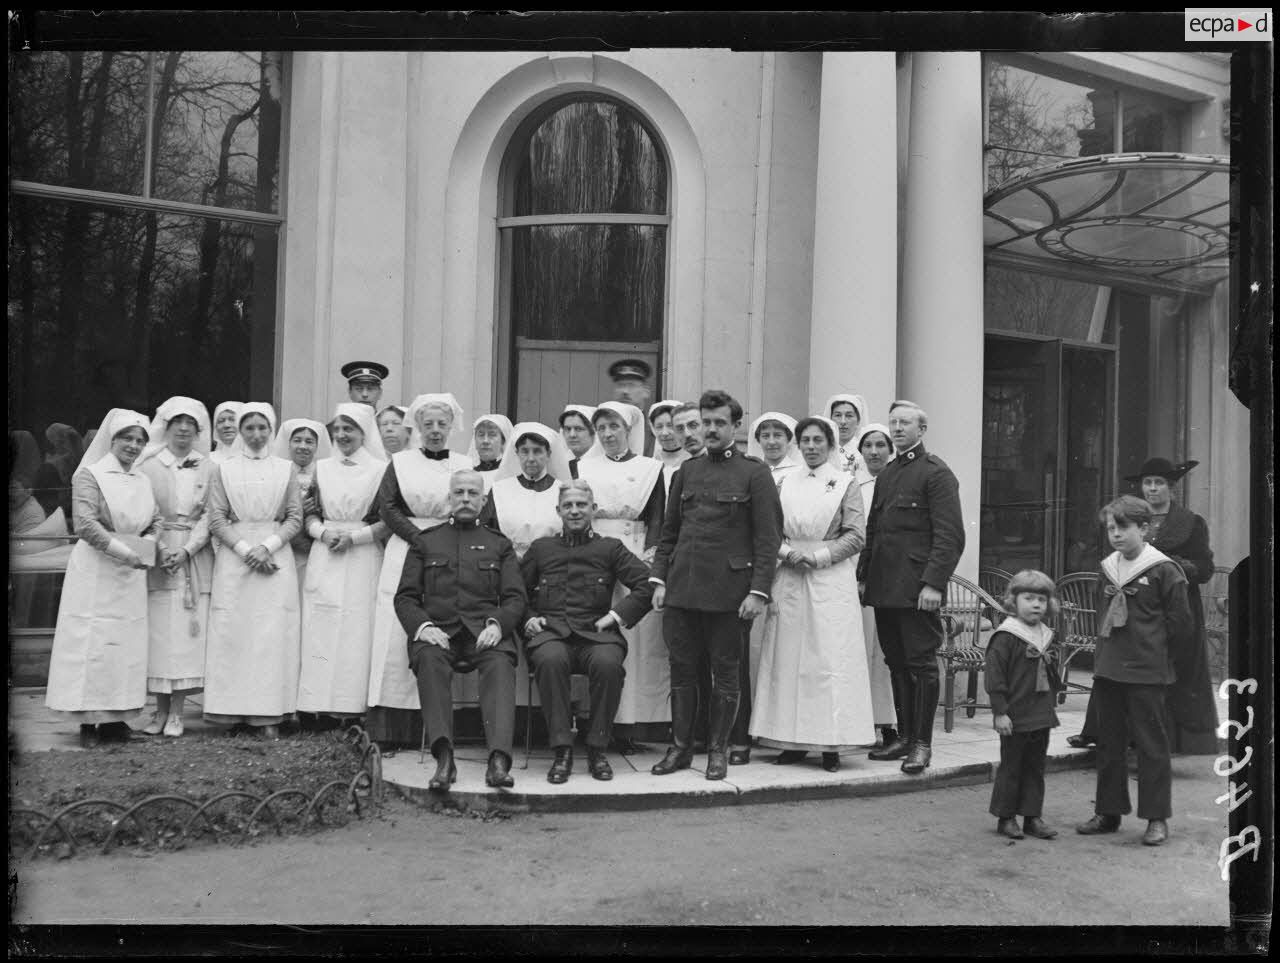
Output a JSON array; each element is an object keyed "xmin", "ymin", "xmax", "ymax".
[
  {"xmin": 429, "ymin": 739, "xmax": 456, "ymax": 791},
  {"xmin": 705, "ymin": 691, "xmax": 740, "ymax": 781},
  {"xmin": 869, "ymin": 672, "xmax": 914, "ymax": 760},
  {"xmin": 652, "ymin": 686, "xmax": 698, "ymax": 775},
  {"xmin": 901, "ymin": 674, "xmax": 939, "ymax": 774},
  {"xmin": 485, "ymin": 749, "xmax": 515, "ymax": 788}
]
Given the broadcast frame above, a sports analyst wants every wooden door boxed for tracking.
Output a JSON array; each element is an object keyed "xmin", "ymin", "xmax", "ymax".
[{"xmin": 514, "ymin": 338, "xmax": 661, "ymax": 427}]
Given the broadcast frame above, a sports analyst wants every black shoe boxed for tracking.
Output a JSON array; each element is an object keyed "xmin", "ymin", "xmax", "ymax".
[
  {"xmin": 729, "ymin": 748, "xmax": 751, "ymax": 765},
  {"xmin": 258, "ymin": 724, "xmax": 280, "ymax": 741},
  {"xmin": 79, "ymin": 724, "xmax": 100, "ymax": 749},
  {"xmin": 868, "ymin": 738, "xmax": 910, "ymax": 761},
  {"xmin": 997, "ymin": 817, "xmax": 1024, "ymax": 840},
  {"xmin": 879, "ymin": 726, "xmax": 899, "ymax": 747},
  {"xmin": 1075, "ymin": 814, "xmax": 1122, "ymax": 835},
  {"xmin": 651, "ymin": 746, "xmax": 693, "ymax": 775},
  {"xmin": 485, "ymin": 750, "xmax": 515, "ymax": 789},
  {"xmin": 901, "ymin": 743, "xmax": 932, "ymax": 774},
  {"xmin": 773, "ymin": 750, "xmax": 809, "ymax": 765},
  {"xmin": 1066, "ymin": 734, "xmax": 1096, "ymax": 749},
  {"xmin": 429, "ymin": 742, "xmax": 456, "ymax": 791},
  {"xmin": 587, "ymin": 747, "xmax": 613, "ymax": 781},
  {"xmin": 821, "ymin": 752, "xmax": 840, "ymax": 772},
  {"xmin": 1024, "ymin": 817, "xmax": 1058, "ymax": 840},
  {"xmin": 99, "ymin": 721, "xmax": 132, "ymax": 743},
  {"xmin": 1142, "ymin": 819, "xmax": 1169, "ymax": 846},
  {"xmin": 706, "ymin": 750, "xmax": 729, "ymax": 781},
  {"xmin": 546, "ymin": 746, "xmax": 573, "ymax": 785}
]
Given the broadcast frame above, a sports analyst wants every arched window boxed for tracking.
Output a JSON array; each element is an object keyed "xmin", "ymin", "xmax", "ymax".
[{"xmin": 496, "ymin": 96, "xmax": 669, "ymax": 422}]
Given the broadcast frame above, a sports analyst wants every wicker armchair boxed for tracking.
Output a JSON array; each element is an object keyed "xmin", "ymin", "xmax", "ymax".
[
  {"xmin": 1054, "ymin": 572, "xmax": 1100, "ymax": 702},
  {"xmin": 978, "ymin": 566, "xmax": 1013, "ymax": 601},
  {"xmin": 937, "ymin": 574, "xmax": 1006, "ymax": 733}
]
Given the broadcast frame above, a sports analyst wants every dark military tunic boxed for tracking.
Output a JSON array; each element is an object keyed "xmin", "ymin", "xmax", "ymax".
[{"xmin": 393, "ymin": 517, "xmax": 526, "ymax": 754}]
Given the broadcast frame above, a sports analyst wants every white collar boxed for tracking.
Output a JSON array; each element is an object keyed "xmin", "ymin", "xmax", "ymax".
[
  {"xmin": 95, "ymin": 452, "xmax": 137, "ymax": 475},
  {"xmin": 242, "ymin": 447, "xmax": 271, "ymax": 461},
  {"xmin": 998, "ymin": 617, "xmax": 1054, "ymax": 654},
  {"xmin": 1102, "ymin": 544, "xmax": 1170, "ymax": 587},
  {"xmin": 157, "ymin": 447, "xmax": 201, "ymax": 467}
]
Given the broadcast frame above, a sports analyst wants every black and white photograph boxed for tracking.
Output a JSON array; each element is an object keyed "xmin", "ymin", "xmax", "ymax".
[{"xmin": 7, "ymin": 10, "xmax": 1272, "ymax": 956}]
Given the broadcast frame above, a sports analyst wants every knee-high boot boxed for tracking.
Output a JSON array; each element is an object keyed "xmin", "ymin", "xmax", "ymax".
[
  {"xmin": 705, "ymin": 691, "xmax": 740, "ymax": 781},
  {"xmin": 902, "ymin": 673, "xmax": 940, "ymax": 774},
  {"xmin": 869, "ymin": 672, "xmax": 914, "ymax": 760},
  {"xmin": 651, "ymin": 686, "xmax": 698, "ymax": 775}
]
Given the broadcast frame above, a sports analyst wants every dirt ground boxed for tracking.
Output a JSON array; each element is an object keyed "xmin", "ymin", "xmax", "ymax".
[{"xmin": 10, "ymin": 754, "xmax": 1234, "ymax": 940}]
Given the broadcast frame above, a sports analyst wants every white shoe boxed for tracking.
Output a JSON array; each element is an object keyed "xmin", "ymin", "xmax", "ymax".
[
  {"xmin": 141, "ymin": 711, "xmax": 165, "ymax": 736},
  {"xmin": 163, "ymin": 715, "xmax": 184, "ymax": 738}
]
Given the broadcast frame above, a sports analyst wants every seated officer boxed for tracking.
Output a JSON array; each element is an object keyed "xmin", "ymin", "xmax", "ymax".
[
  {"xmin": 520, "ymin": 479, "xmax": 655, "ymax": 784},
  {"xmin": 394, "ymin": 469, "xmax": 527, "ymax": 790}
]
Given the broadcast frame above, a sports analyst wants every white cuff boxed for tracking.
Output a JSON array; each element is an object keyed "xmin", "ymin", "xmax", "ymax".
[
  {"xmin": 414, "ymin": 621, "xmax": 435, "ymax": 641},
  {"xmin": 749, "ymin": 590, "xmax": 769, "ymax": 600},
  {"xmin": 233, "ymin": 540, "xmax": 252, "ymax": 559},
  {"xmin": 814, "ymin": 547, "xmax": 832, "ymax": 569},
  {"xmin": 263, "ymin": 534, "xmax": 283, "ymax": 554},
  {"xmin": 648, "ymin": 577, "xmax": 665, "ymax": 586},
  {"xmin": 306, "ymin": 519, "xmax": 325, "ymax": 540},
  {"xmin": 350, "ymin": 526, "xmax": 373, "ymax": 546},
  {"xmin": 105, "ymin": 537, "xmax": 132, "ymax": 561},
  {"xmin": 485, "ymin": 617, "xmax": 501, "ymax": 629}
]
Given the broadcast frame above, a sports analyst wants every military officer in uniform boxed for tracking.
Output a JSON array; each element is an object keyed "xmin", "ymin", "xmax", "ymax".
[
  {"xmin": 649, "ymin": 389, "xmax": 782, "ymax": 780},
  {"xmin": 857, "ymin": 400, "xmax": 964, "ymax": 775},
  {"xmin": 521, "ymin": 479, "xmax": 655, "ymax": 783},
  {"xmin": 608, "ymin": 358, "xmax": 654, "ymax": 412},
  {"xmin": 394, "ymin": 469, "xmax": 527, "ymax": 790},
  {"xmin": 342, "ymin": 361, "xmax": 390, "ymax": 409}
]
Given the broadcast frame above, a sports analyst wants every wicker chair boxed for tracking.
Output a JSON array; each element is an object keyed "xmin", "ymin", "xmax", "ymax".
[
  {"xmin": 1054, "ymin": 572, "xmax": 1100, "ymax": 702},
  {"xmin": 937, "ymin": 574, "xmax": 1006, "ymax": 733},
  {"xmin": 978, "ymin": 566, "xmax": 1013, "ymax": 601}
]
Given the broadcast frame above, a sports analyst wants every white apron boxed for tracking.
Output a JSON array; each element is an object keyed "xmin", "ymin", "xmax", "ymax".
[
  {"xmin": 490, "ymin": 475, "xmax": 562, "ymax": 708},
  {"xmin": 298, "ymin": 453, "xmax": 385, "ymax": 715},
  {"xmin": 747, "ymin": 456, "xmax": 805, "ymax": 690},
  {"xmin": 857, "ymin": 473, "xmax": 896, "ymax": 726},
  {"xmin": 576, "ymin": 454, "xmax": 668, "ymax": 724},
  {"xmin": 140, "ymin": 451, "xmax": 213, "ymax": 689},
  {"xmin": 46, "ymin": 459, "xmax": 156, "ymax": 716},
  {"xmin": 203, "ymin": 456, "xmax": 300, "ymax": 720},
  {"xmin": 366, "ymin": 449, "xmax": 472, "ymax": 709},
  {"xmin": 753, "ymin": 467, "xmax": 876, "ymax": 750}
]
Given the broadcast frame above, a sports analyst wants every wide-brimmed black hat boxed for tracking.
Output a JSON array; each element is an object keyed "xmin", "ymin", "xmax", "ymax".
[
  {"xmin": 341, "ymin": 361, "xmax": 389, "ymax": 385},
  {"xmin": 1124, "ymin": 456, "xmax": 1199, "ymax": 483},
  {"xmin": 608, "ymin": 358, "xmax": 652, "ymax": 382}
]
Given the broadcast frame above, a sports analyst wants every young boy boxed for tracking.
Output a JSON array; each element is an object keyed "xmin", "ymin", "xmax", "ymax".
[
  {"xmin": 985, "ymin": 569, "xmax": 1063, "ymax": 840},
  {"xmin": 1075, "ymin": 495, "xmax": 1192, "ymax": 846}
]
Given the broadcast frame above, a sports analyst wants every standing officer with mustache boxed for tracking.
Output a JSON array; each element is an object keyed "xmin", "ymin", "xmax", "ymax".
[{"xmin": 649, "ymin": 389, "xmax": 782, "ymax": 780}]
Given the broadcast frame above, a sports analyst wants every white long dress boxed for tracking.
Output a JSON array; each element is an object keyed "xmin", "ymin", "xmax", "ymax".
[
  {"xmin": 366, "ymin": 449, "xmax": 472, "ymax": 711},
  {"xmin": 204, "ymin": 453, "xmax": 303, "ymax": 724},
  {"xmin": 297, "ymin": 449, "xmax": 386, "ymax": 715},
  {"xmin": 858, "ymin": 471, "xmax": 897, "ymax": 727},
  {"xmin": 576, "ymin": 453, "xmax": 668, "ymax": 725},
  {"xmin": 752, "ymin": 463, "xmax": 876, "ymax": 752},
  {"xmin": 46, "ymin": 456, "xmax": 160, "ymax": 721},
  {"xmin": 747, "ymin": 454, "xmax": 806, "ymax": 692},
  {"xmin": 138, "ymin": 448, "xmax": 215, "ymax": 693}
]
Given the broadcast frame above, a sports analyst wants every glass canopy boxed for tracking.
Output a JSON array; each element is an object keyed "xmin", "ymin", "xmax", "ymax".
[{"xmin": 984, "ymin": 153, "xmax": 1229, "ymax": 294}]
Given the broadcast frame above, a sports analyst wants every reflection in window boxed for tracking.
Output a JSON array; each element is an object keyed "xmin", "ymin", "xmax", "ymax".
[
  {"xmin": 983, "ymin": 265, "xmax": 1110, "ymax": 342},
  {"xmin": 9, "ymin": 51, "xmax": 283, "ymax": 214},
  {"xmin": 7, "ymin": 196, "xmax": 276, "ymax": 449},
  {"xmin": 985, "ymin": 56, "xmax": 1188, "ymax": 189}
]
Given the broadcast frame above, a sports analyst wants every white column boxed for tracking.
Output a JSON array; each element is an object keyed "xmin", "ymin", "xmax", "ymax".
[
  {"xmin": 898, "ymin": 52, "xmax": 984, "ymax": 582},
  {"xmin": 808, "ymin": 52, "xmax": 898, "ymax": 419}
]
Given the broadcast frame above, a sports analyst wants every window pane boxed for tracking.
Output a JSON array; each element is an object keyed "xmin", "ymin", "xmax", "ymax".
[
  {"xmin": 984, "ymin": 265, "xmax": 1109, "ymax": 341},
  {"xmin": 512, "ymin": 100, "xmax": 667, "ymax": 216},
  {"xmin": 987, "ymin": 58, "xmax": 1113, "ymax": 188},
  {"xmin": 151, "ymin": 51, "xmax": 284, "ymax": 213},
  {"xmin": 7, "ymin": 196, "xmax": 277, "ymax": 471},
  {"xmin": 8, "ymin": 51, "xmax": 149, "ymax": 195},
  {"xmin": 510, "ymin": 224, "xmax": 665, "ymax": 341},
  {"xmin": 1122, "ymin": 91, "xmax": 1187, "ymax": 153}
]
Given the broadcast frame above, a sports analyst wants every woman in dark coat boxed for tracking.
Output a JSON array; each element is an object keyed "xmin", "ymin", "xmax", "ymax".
[{"xmin": 1066, "ymin": 457, "xmax": 1218, "ymax": 754}]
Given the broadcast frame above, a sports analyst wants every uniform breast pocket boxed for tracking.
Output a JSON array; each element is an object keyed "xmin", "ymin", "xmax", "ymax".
[
  {"xmin": 476, "ymin": 558, "xmax": 502, "ymax": 592},
  {"xmin": 893, "ymin": 491, "xmax": 928, "ymax": 531},
  {"xmin": 591, "ymin": 574, "xmax": 612, "ymax": 606},
  {"xmin": 421, "ymin": 555, "xmax": 449, "ymax": 587},
  {"xmin": 537, "ymin": 575, "xmax": 566, "ymax": 610},
  {"xmin": 715, "ymin": 491, "xmax": 751, "ymax": 519}
]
